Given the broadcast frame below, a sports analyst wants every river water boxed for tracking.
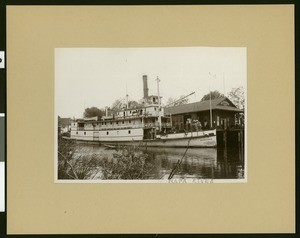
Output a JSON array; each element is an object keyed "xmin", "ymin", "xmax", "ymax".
[{"xmin": 75, "ymin": 144, "xmax": 245, "ymax": 181}]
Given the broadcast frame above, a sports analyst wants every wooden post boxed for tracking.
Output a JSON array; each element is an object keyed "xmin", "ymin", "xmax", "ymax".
[
  {"xmin": 223, "ymin": 130, "xmax": 227, "ymax": 149},
  {"xmin": 241, "ymin": 130, "xmax": 244, "ymax": 149},
  {"xmin": 223, "ymin": 142, "xmax": 228, "ymax": 177},
  {"xmin": 238, "ymin": 131, "xmax": 241, "ymax": 149},
  {"xmin": 211, "ymin": 160, "xmax": 214, "ymax": 179},
  {"xmin": 223, "ymin": 127, "xmax": 228, "ymax": 176}
]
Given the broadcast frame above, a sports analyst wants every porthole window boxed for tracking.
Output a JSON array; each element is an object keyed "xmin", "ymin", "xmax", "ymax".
[
  {"xmin": 76, "ymin": 132, "xmax": 78, "ymax": 134},
  {"xmin": 128, "ymin": 130, "xmax": 131, "ymax": 134},
  {"xmin": 107, "ymin": 132, "xmax": 109, "ymax": 135}
]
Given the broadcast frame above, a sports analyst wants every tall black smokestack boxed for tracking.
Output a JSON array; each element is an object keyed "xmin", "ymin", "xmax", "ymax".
[{"xmin": 143, "ymin": 75, "xmax": 149, "ymax": 98}]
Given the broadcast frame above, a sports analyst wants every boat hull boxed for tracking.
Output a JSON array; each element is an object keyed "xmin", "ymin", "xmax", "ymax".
[
  {"xmin": 137, "ymin": 135, "xmax": 216, "ymax": 148},
  {"xmin": 72, "ymin": 134, "xmax": 217, "ymax": 148}
]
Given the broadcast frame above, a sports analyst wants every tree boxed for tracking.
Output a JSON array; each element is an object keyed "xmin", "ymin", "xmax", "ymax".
[
  {"xmin": 57, "ymin": 140, "xmax": 154, "ymax": 180},
  {"xmin": 227, "ymin": 86, "xmax": 245, "ymax": 110},
  {"xmin": 83, "ymin": 107, "xmax": 105, "ymax": 119},
  {"xmin": 165, "ymin": 95, "xmax": 190, "ymax": 107},
  {"xmin": 111, "ymin": 98, "xmax": 124, "ymax": 111},
  {"xmin": 200, "ymin": 90, "xmax": 224, "ymax": 102},
  {"xmin": 98, "ymin": 146, "xmax": 154, "ymax": 179},
  {"xmin": 227, "ymin": 86, "xmax": 245, "ymax": 126},
  {"xmin": 111, "ymin": 98, "xmax": 143, "ymax": 112},
  {"xmin": 128, "ymin": 100, "xmax": 143, "ymax": 109}
]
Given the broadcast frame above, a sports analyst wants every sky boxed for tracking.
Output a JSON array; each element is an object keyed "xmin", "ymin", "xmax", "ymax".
[{"xmin": 55, "ymin": 47, "xmax": 246, "ymax": 118}]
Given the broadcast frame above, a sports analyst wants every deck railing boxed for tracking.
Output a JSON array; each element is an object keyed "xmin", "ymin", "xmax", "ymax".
[{"xmin": 73, "ymin": 122, "xmax": 172, "ymax": 131}]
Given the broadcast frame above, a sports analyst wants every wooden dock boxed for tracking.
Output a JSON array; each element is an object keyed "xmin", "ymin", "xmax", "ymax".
[{"xmin": 216, "ymin": 129, "xmax": 244, "ymax": 148}]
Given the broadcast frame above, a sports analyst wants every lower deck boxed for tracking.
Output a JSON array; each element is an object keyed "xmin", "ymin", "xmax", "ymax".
[{"xmin": 69, "ymin": 128, "xmax": 217, "ymax": 148}]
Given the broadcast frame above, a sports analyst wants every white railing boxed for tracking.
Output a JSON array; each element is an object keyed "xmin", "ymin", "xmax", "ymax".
[{"xmin": 75, "ymin": 122, "xmax": 171, "ymax": 131}]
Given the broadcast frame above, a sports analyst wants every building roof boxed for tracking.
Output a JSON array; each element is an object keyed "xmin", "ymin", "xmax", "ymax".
[{"xmin": 164, "ymin": 97, "xmax": 243, "ymax": 115}]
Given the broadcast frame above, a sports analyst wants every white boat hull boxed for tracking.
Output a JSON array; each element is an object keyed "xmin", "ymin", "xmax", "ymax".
[
  {"xmin": 138, "ymin": 135, "xmax": 217, "ymax": 148},
  {"xmin": 73, "ymin": 134, "xmax": 216, "ymax": 148},
  {"xmin": 70, "ymin": 130, "xmax": 217, "ymax": 148}
]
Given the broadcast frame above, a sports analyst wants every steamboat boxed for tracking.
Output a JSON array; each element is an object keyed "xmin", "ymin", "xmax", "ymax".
[{"xmin": 69, "ymin": 75, "xmax": 217, "ymax": 148}]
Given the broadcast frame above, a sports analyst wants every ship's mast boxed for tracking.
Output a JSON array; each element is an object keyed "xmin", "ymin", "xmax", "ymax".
[
  {"xmin": 126, "ymin": 84, "xmax": 129, "ymax": 109},
  {"xmin": 223, "ymin": 72, "xmax": 226, "ymax": 96},
  {"xmin": 156, "ymin": 76, "xmax": 162, "ymax": 131},
  {"xmin": 209, "ymin": 85, "xmax": 213, "ymax": 129},
  {"xmin": 209, "ymin": 72, "xmax": 213, "ymax": 129}
]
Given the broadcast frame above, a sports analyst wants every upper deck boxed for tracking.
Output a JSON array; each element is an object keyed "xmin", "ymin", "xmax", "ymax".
[{"xmin": 72, "ymin": 104, "xmax": 171, "ymax": 131}]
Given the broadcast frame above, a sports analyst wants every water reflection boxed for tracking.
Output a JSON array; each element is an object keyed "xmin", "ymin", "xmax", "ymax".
[
  {"xmin": 76, "ymin": 145, "xmax": 245, "ymax": 180},
  {"xmin": 142, "ymin": 147, "xmax": 244, "ymax": 179}
]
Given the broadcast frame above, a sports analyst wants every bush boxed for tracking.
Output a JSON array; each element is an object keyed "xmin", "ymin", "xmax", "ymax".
[
  {"xmin": 57, "ymin": 137, "xmax": 154, "ymax": 180},
  {"xmin": 57, "ymin": 136, "xmax": 77, "ymax": 179},
  {"xmin": 99, "ymin": 145, "xmax": 154, "ymax": 180}
]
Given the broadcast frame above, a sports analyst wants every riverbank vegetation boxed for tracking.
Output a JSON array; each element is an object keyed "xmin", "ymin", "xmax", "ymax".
[{"xmin": 57, "ymin": 136, "xmax": 154, "ymax": 180}]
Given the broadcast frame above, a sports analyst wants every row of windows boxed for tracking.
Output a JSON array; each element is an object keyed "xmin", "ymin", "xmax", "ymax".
[
  {"xmin": 113, "ymin": 107, "xmax": 160, "ymax": 116},
  {"xmin": 84, "ymin": 119, "xmax": 143, "ymax": 126},
  {"xmin": 75, "ymin": 118, "xmax": 156, "ymax": 128},
  {"xmin": 76, "ymin": 130, "xmax": 131, "ymax": 135},
  {"xmin": 76, "ymin": 132, "xmax": 88, "ymax": 135},
  {"xmin": 116, "ymin": 109, "xmax": 144, "ymax": 115},
  {"xmin": 107, "ymin": 130, "xmax": 131, "ymax": 135}
]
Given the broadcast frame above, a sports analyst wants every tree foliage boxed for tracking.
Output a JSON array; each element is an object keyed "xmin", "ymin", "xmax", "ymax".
[
  {"xmin": 200, "ymin": 90, "xmax": 224, "ymax": 102},
  {"xmin": 57, "ymin": 138, "xmax": 154, "ymax": 180},
  {"xmin": 227, "ymin": 86, "xmax": 245, "ymax": 126},
  {"xmin": 128, "ymin": 100, "xmax": 143, "ymax": 109},
  {"xmin": 111, "ymin": 98, "xmax": 143, "ymax": 112},
  {"xmin": 227, "ymin": 86, "xmax": 245, "ymax": 110},
  {"xmin": 165, "ymin": 95, "xmax": 190, "ymax": 107},
  {"xmin": 58, "ymin": 136, "xmax": 103, "ymax": 180},
  {"xmin": 57, "ymin": 136, "xmax": 78, "ymax": 179},
  {"xmin": 83, "ymin": 107, "xmax": 105, "ymax": 119},
  {"xmin": 111, "ymin": 98, "xmax": 124, "ymax": 111},
  {"xmin": 98, "ymin": 146, "xmax": 154, "ymax": 180}
]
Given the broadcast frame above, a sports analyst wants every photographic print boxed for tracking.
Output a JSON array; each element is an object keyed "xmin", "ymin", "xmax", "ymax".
[{"xmin": 55, "ymin": 47, "xmax": 246, "ymax": 183}]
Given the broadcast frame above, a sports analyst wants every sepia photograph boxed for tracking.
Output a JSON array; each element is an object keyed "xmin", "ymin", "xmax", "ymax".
[
  {"xmin": 3, "ymin": 2, "xmax": 295, "ymax": 235},
  {"xmin": 55, "ymin": 47, "xmax": 246, "ymax": 183}
]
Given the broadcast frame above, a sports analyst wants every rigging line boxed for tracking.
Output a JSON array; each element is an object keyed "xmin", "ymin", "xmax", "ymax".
[{"xmin": 168, "ymin": 136, "xmax": 193, "ymax": 180}]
